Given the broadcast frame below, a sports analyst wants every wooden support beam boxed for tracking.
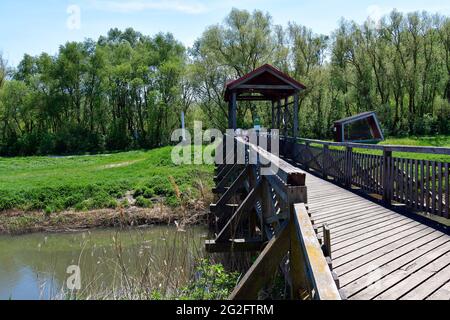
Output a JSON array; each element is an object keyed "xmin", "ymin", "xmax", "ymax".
[
  {"xmin": 212, "ymin": 187, "xmax": 229, "ymax": 195},
  {"xmin": 205, "ymin": 239, "xmax": 266, "ymax": 253},
  {"xmin": 293, "ymin": 93, "xmax": 299, "ymax": 139},
  {"xmin": 277, "ymin": 100, "xmax": 281, "ymax": 129},
  {"xmin": 216, "ymin": 164, "xmax": 239, "ymax": 192},
  {"xmin": 271, "ymin": 101, "xmax": 275, "ymax": 129},
  {"xmin": 212, "ymin": 166, "xmax": 249, "ymax": 210},
  {"xmin": 215, "ymin": 161, "xmax": 234, "ymax": 182},
  {"xmin": 228, "ymin": 91, "xmax": 237, "ymax": 129},
  {"xmin": 229, "ymin": 223, "xmax": 290, "ymax": 300},
  {"xmin": 283, "ymin": 97, "xmax": 289, "ymax": 137},
  {"xmin": 236, "ymin": 84, "xmax": 295, "ymax": 90},
  {"xmin": 216, "ymin": 183, "xmax": 262, "ymax": 242},
  {"xmin": 231, "ymin": 91, "xmax": 237, "ymax": 129}
]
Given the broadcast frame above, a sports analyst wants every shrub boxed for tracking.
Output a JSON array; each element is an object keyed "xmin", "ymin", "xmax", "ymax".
[
  {"xmin": 135, "ymin": 196, "xmax": 153, "ymax": 208},
  {"xmin": 178, "ymin": 259, "xmax": 240, "ymax": 300}
]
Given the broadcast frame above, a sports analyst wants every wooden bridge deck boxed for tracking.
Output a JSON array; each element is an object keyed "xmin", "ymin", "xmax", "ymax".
[{"xmin": 305, "ymin": 172, "xmax": 450, "ymax": 300}]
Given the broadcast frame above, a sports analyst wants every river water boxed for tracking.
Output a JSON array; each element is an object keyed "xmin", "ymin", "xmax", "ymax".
[{"xmin": 0, "ymin": 226, "xmax": 207, "ymax": 300}]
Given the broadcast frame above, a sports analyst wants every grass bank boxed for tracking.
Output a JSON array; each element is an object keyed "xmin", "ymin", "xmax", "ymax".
[
  {"xmin": 324, "ymin": 135, "xmax": 450, "ymax": 162},
  {"xmin": 0, "ymin": 147, "xmax": 214, "ymax": 234}
]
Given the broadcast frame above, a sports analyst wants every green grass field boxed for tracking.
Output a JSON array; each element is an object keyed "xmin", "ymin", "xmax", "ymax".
[
  {"xmin": 1, "ymin": 135, "xmax": 448, "ymax": 214},
  {"xmin": 342, "ymin": 135, "xmax": 450, "ymax": 162},
  {"xmin": 0, "ymin": 147, "xmax": 213, "ymax": 213}
]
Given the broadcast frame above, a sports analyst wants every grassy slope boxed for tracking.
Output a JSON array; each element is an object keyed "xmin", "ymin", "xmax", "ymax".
[
  {"xmin": 1, "ymin": 135, "xmax": 448, "ymax": 214},
  {"xmin": 353, "ymin": 135, "xmax": 450, "ymax": 162},
  {"xmin": 0, "ymin": 147, "xmax": 213, "ymax": 213}
]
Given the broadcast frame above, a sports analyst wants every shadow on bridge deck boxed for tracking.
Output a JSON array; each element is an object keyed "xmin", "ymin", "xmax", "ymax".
[{"xmin": 304, "ymin": 171, "xmax": 450, "ymax": 300}]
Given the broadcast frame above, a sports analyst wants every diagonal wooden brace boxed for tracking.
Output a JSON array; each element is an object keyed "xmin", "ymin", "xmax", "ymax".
[
  {"xmin": 229, "ymin": 223, "xmax": 290, "ymax": 300},
  {"xmin": 216, "ymin": 182, "xmax": 262, "ymax": 242}
]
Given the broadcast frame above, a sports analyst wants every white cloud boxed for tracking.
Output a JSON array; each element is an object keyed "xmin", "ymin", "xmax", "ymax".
[
  {"xmin": 92, "ymin": 0, "xmax": 208, "ymax": 14},
  {"xmin": 367, "ymin": 4, "xmax": 383, "ymax": 23}
]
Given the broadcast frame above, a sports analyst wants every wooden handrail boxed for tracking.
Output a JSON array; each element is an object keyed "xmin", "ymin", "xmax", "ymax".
[
  {"xmin": 282, "ymin": 136, "xmax": 450, "ymax": 156},
  {"xmin": 280, "ymin": 137, "xmax": 450, "ymax": 219},
  {"xmin": 235, "ymin": 136, "xmax": 306, "ymax": 186},
  {"xmin": 208, "ymin": 135, "xmax": 341, "ymax": 300},
  {"xmin": 293, "ymin": 203, "xmax": 341, "ymax": 300}
]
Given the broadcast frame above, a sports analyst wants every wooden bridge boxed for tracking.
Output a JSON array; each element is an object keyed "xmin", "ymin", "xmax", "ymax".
[
  {"xmin": 206, "ymin": 64, "xmax": 450, "ymax": 300},
  {"xmin": 207, "ymin": 134, "xmax": 450, "ymax": 300}
]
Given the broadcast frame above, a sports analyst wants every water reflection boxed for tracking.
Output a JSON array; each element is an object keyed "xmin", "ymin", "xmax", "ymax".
[{"xmin": 0, "ymin": 226, "xmax": 207, "ymax": 300}]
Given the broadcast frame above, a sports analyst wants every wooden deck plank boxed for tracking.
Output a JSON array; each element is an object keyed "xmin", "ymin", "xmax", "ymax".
[
  {"xmin": 349, "ymin": 242, "xmax": 450, "ymax": 300},
  {"xmin": 426, "ymin": 281, "xmax": 450, "ymax": 300},
  {"xmin": 309, "ymin": 201, "xmax": 376, "ymax": 216},
  {"xmin": 332, "ymin": 215, "xmax": 413, "ymax": 245},
  {"xmin": 312, "ymin": 205, "xmax": 386, "ymax": 223},
  {"xmin": 313, "ymin": 204, "xmax": 390, "ymax": 220},
  {"xmin": 319, "ymin": 212, "xmax": 403, "ymax": 237},
  {"xmin": 400, "ymin": 264, "xmax": 450, "ymax": 300},
  {"xmin": 332, "ymin": 223, "xmax": 426, "ymax": 260},
  {"xmin": 332, "ymin": 219, "xmax": 418, "ymax": 251},
  {"xmin": 301, "ymin": 170, "xmax": 450, "ymax": 300},
  {"xmin": 374, "ymin": 251, "xmax": 450, "ymax": 300},
  {"xmin": 337, "ymin": 231, "xmax": 447, "ymax": 286}
]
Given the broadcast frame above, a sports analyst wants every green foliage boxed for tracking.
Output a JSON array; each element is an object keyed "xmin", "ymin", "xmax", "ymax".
[
  {"xmin": 178, "ymin": 259, "xmax": 240, "ymax": 300},
  {"xmin": 192, "ymin": 9, "xmax": 450, "ymax": 138},
  {"xmin": 0, "ymin": 146, "xmax": 213, "ymax": 213},
  {"xmin": 135, "ymin": 196, "xmax": 153, "ymax": 208},
  {"xmin": 0, "ymin": 29, "xmax": 189, "ymax": 157},
  {"xmin": 2, "ymin": 9, "xmax": 450, "ymax": 155}
]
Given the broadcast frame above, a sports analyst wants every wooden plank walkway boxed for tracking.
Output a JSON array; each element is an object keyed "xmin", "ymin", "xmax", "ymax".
[{"xmin": 305, "ymin": 172, "xmax": 450, "ymax": 300}]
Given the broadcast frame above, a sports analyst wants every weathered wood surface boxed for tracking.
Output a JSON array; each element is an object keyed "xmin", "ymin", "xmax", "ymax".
[
  {"xmin": 209, "ymin": 136, "xmax": 340, "ymax": 300},
  {"xmin": 282, "ymin": 138, "xmax": 450, "ymax": 219},
  {"xmin": 293, "ymin": 203, "xmax": 342, "ymax": 300},
  {"xmin": 304, "ymin": 171, "xmax": 450, "ymax": 300}
]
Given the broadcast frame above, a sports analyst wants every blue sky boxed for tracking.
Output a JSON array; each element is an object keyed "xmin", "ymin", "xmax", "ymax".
[{"xmin": 1, "ymin": 0, "xmax": 450, "ymax": 66}]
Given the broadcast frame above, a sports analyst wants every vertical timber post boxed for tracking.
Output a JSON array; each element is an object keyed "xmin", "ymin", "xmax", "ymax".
[
  {"xmin": 287, "ymin": 184, "xmax": 308, "ymax": 299},
  {"xmin": 231, "ymin": 91, "xmax": 237, "ymax": 130},
  {"xmin": 283, "ymin": 97, "xmax": 289, "ymax": 138},
  {"xmin": 346, "ymin": 146, "xmax": 353, "ymax": 188},
  {"xmin": 323, "ymin": 145, "xmax": 329, "ymax": 179},
  {"xmin": 305, "ymin": 142, "xmax": 311, "ymax": 171},
  {"xmin": 383, "ymin": 148, "xmax": 392, "ymax": 205},
  {"xmin": 271, "ymin": 101, "xmax": 276, "ymax": 130},
  {"xmin": 293, "ymin": 93, "xmax": 299, "ymax": 139},
  {"xmin": 277, "ymin": 100, "xmax": 281, "ymax": 130}
]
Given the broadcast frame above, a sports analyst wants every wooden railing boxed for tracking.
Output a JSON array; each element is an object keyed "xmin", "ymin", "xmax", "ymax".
[
  {"xmin": 280, "ymin": 136, "xmax": 450, "ymax": 220},
  {"xmin": 207, "ymin": 136, "xmax": 342, "ymax": 300}
]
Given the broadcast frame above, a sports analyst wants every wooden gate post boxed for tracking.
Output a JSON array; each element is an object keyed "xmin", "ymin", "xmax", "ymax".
[{"xmin": 382, "ymin": 149, "xmax": 392, "ymax": 204}]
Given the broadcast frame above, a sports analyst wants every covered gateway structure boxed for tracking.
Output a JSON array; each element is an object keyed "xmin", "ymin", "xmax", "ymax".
[
  {"xmin": 334, "ymin": 111, "xmax": 384, "ymax": 143},
  {"xmin": 224, "ymin": 64, "xmax": 306, "ymax": 138}
]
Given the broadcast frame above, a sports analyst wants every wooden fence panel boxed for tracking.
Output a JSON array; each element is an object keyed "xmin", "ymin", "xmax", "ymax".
[{"xmin": 280, "ymin": 138, "xmax": 450, "ymax": 220}]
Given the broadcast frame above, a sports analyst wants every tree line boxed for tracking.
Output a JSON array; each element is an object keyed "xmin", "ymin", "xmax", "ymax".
[{"xmin": 1, "ymin": 8, "xmax": 449, "ymax": 156}]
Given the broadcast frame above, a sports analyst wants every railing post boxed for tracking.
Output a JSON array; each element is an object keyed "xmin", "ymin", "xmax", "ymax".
[
  {"xmin": 382, "ymin": 148, "xmax": 392, "ymax": 205},
  {"xmin": 322, "ymin": 145, "xmax": 329, "ymax": 179},
  {"xmin": 345, "ymin": 146, "xmax": 353, "ymax": 188},
  {"xmin": 305, "ymin": 142, "xmax": 311, "ymax": 171}
]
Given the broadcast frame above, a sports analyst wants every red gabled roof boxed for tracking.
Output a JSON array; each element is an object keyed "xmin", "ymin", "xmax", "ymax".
[{"xmin": 225, "ymin": 64, "xmax": 307, "ymax": 91}]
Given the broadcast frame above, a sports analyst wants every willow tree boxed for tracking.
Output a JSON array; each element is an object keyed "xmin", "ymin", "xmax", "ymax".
[{"xmin": 191, "ymin": 9, "xmax": 276, "ymax": 130}]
